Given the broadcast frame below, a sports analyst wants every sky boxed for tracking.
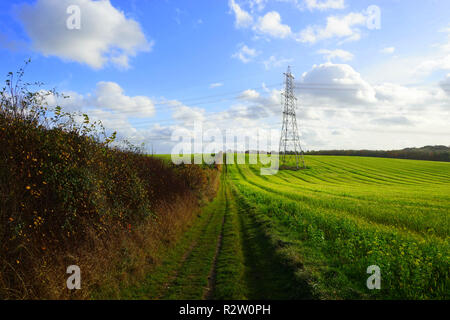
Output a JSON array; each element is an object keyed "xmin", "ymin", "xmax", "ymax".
[{"xmin": 0, "ymin": 0, "xmax": 449, "ymax": 153}]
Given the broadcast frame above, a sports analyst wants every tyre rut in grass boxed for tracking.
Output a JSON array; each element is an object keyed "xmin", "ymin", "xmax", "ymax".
[
  {"xmin": 213, "ymin": 173, "xmax": 313, "ymax": 299},
  {"xmin": 163, "ymin": 184, "xmax": 227, "ymax": 299}
]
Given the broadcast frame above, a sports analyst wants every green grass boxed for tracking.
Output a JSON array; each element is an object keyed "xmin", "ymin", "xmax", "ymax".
[
  {"xmin": 214, "ymin": 174, "xmax": 312, "ymax": 299},
  {"xmin": 114, "ymin": 169, "xmax": 312, "ymax": 300},
  {"xmin": 213, "ymin": 179, "xmax": 247, "ymax": 299},
  {"xmin": 116, "ymin": 177, "xmax": 226, "ymax": 300},
  {"xmin": 104, "ymin": 154, "xmax": 448, "ymax": 300},
  {"xmin": 228, "ymin": 155, "xmax": 450, "ymax": 299}
]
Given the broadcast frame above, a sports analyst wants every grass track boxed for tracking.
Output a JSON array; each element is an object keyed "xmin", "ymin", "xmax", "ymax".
[{"xmin": 118, "ymin": 167, "xmax": 313, "ymax": 299}]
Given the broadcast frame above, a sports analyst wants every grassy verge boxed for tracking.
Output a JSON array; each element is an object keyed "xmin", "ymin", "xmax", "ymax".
[{"xmin": 113, "ymin": 175, "xmax": 226, "ymax": 300}]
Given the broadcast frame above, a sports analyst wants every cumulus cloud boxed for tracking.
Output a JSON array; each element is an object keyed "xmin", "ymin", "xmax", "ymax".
[
  {"xmin": 88, "ymin": 82, "xmax": 155, "ymax": 117},
  {"xmin": 297, "ymin": 12, "xmax": 366, "ymax": 43},
  {"xmin": 291, "ymin": 62, "xmax": 450, "ymax": 149},
  {"xmin": 299, "ymin": 63, "xmax": 377, "ymax": 105},
  {"xmin": 228, "ymin": 0, "xmax": 253, "ymax": 28},
  {"xmin": 228, "ymin": 3, "xmax": 293, "ymax": 41},
  {"xmin": 235, "ymin": 87, "xmax": 282, "ymax": 115},
  {"xmin": 253, "ymin": 11, "xmax": 292, "ymax": 39},
  {"xmin": 239, "ymin": 89, "xmax": 260, "ymax": 100},
  {"xmin": 374, "ymin": 83, "xmax": 448, "ymax": 109},
  {"xmin": 299, "ymin": 63, "xmax": 449, "ymax": 112},
  {"xmin": 132, "ymin": 63, "xmax": 450, "ymax": 153},
  {"xmin": 49, "ymin": 81, "xmax": 155, "ymax": 117},
  {"xmin": 87, "ymin": 108, "xmax": 137, "ymax": 136},
  {"xmin": 317, "ymin": 49, "xmax": 353, "ymax": 62},
  {"xmin": 44, "ymin": 90, "xmax": 85, "ymax": 112},
  {"xmin": 165, "ymin": 100, "xmax": 206, "ymax": 124},
  {"xmin": 173, "ymin": 105, "xmax": 205, "ymax": 123},
  {"xmin": 232, "ymin": 44, "xmax": 259, "ymax": 63},
  {"xmin": 17, "ymin": 0, "xmax": 152, "ymax": 69}
]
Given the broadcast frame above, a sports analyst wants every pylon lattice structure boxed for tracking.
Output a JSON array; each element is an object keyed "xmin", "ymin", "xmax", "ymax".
[{"xmin": 279, "ymin": 66, "xmax": 306, "ymax": 169}]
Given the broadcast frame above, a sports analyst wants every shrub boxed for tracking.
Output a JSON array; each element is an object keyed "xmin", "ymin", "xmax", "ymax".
[{"xmin": 0, "ymin": 62, "xmax": 220, "ymax": 299}]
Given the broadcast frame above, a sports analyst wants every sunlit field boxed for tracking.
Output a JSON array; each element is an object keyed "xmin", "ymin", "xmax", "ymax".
[{"xmin": 227, "ymin": 155, "xmax": 450, "ymax": 299}]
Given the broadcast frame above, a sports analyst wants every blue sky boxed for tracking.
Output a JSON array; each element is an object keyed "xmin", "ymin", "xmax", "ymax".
[{"xmin": 0, "ymin": 0, "xmax": 449, "ymax": 153}]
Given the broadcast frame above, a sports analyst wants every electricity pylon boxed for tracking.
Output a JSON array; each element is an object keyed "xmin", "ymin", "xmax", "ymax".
[{"xmin": 279, "ymin": 66, "xmax": 306, "ymax": 169}]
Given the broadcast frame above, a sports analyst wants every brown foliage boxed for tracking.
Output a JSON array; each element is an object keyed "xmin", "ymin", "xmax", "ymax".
[{"xmin": 0, "ymin": 66, "xmax": 220, "ymax": 299}]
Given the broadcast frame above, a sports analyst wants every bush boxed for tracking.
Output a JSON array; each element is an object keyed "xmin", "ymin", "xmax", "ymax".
[{"xmin": 0, "ymin": 62, "xmax": 220, "ymax": 299}]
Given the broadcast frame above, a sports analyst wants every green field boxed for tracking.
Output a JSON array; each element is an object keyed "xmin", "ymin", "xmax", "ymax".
[
  {"xmin": 111, "ymin": 155, "xmax": 448, "ymax": 300},
  {"xmin": 227, "ymin": 155, "xmax": 450, "ymax": 299}
]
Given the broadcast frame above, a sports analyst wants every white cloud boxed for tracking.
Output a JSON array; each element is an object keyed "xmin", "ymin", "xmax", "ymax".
[
  {"xmin": 253, "ymin": 11, "xmax": 292, "ymax": 39},
  {"xmin": 440, "ymin": 74, "xmax": 450, "ymax": 96},
  {"xmin": 239, "ymin": 89, "xmax": 260, "ymax": 100},
  {"xmin": 49, "ymin": 81, "xmax": 155, "ymax": 117},
  {"xmin": 168, "ymin": 100, "xmax": 205, "ymax": 124},
  {"xmin": 299, "ymin": 63, "xmax": 377, "ymax": 105},
  {"xmin": 44, "ymin": 90, "xmax": 85, "ymax": 112},
  {"xmin": 46, "ymin": 63, "xmax": 450, "ymax": 154},
  {"xmin": 374, "ymin": 82, "xmax": 448, "ymax": 109},
  {"xmin": 413, "ymin": 31, "xmax": 450, "ymax": 77},
  {"xmin": 234, "ymin": 87, "xmax": 282, "ymax": 115},
  {"xmin": 305, "ymin": 0, "xmax": 345, "ymax": 11},
  {"xmin": 414, "ymin": 55, "xmax": 450, "ymax": 76},
  {"xmin": 88, "ymin": 82, "xmax": 155, "ymax": 117},
  {"xmin": 370, "ymin": 116, "xmax": 412, "ymax": 126},
  {"xmin": 365, "ymin": 31, "xmax": 450, "ymax": 84},
  {"xmin": 380, "ymin": 47, "xmax": 395, "ymax": 54},
  {"xmin": 297, "ymin": 12, "xmax": 366, "ymax": 43},
  {"xmin": 263, "ymin": 55, "xmax": 294, "ymax": 70},
  {"xmin": 141, "ymin": 65, "xmax": 450, "ymax": 152},
  {"xmin": 87, "ymin": 109, "xmax": 137, "ymax": 136},
  {"xmin": 317, "ymin": 49, "xmax": 353, "ymax": 62},
  {"xmin": 232, "ymin": 44, "xmax": 259, "ymax": 63},
  {"xmin": 249, "ymin": 0, "xmax": 268, "ymax": 12},
  {"xmin": 228, "ymin": 0, "xmax": 253, "ymax": 28},
  {"xmin": 210, "ymin": 82, "xmax": 224, "ymax": 88},
  {"xmin": 18, "ymin": 0, "xmax": 152, "ymax": 69},
  {"xmin": 295, "ymin": 63, "xmax": 450, "ymax": 149},
  {"xmin": 220, "ymin": 104, "xmax": 270, "ymax": 120}
]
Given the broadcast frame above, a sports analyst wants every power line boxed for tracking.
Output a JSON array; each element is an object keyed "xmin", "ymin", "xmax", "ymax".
[
  {"xmin": 90, "ymin": 82, "xmax": 283, "ymax": 117},
  {"xmin": 279, "ymin": 66, "xmax": 305, "ymax": 169},
  {"xmin": 127, "ymin": 100, "xmax": 449, "ymax": 129}
]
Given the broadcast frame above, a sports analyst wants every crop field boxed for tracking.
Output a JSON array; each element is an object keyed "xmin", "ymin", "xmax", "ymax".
[{"xmin": 227, "ymin": 155, "xmax": 450, "ymax": 299}]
